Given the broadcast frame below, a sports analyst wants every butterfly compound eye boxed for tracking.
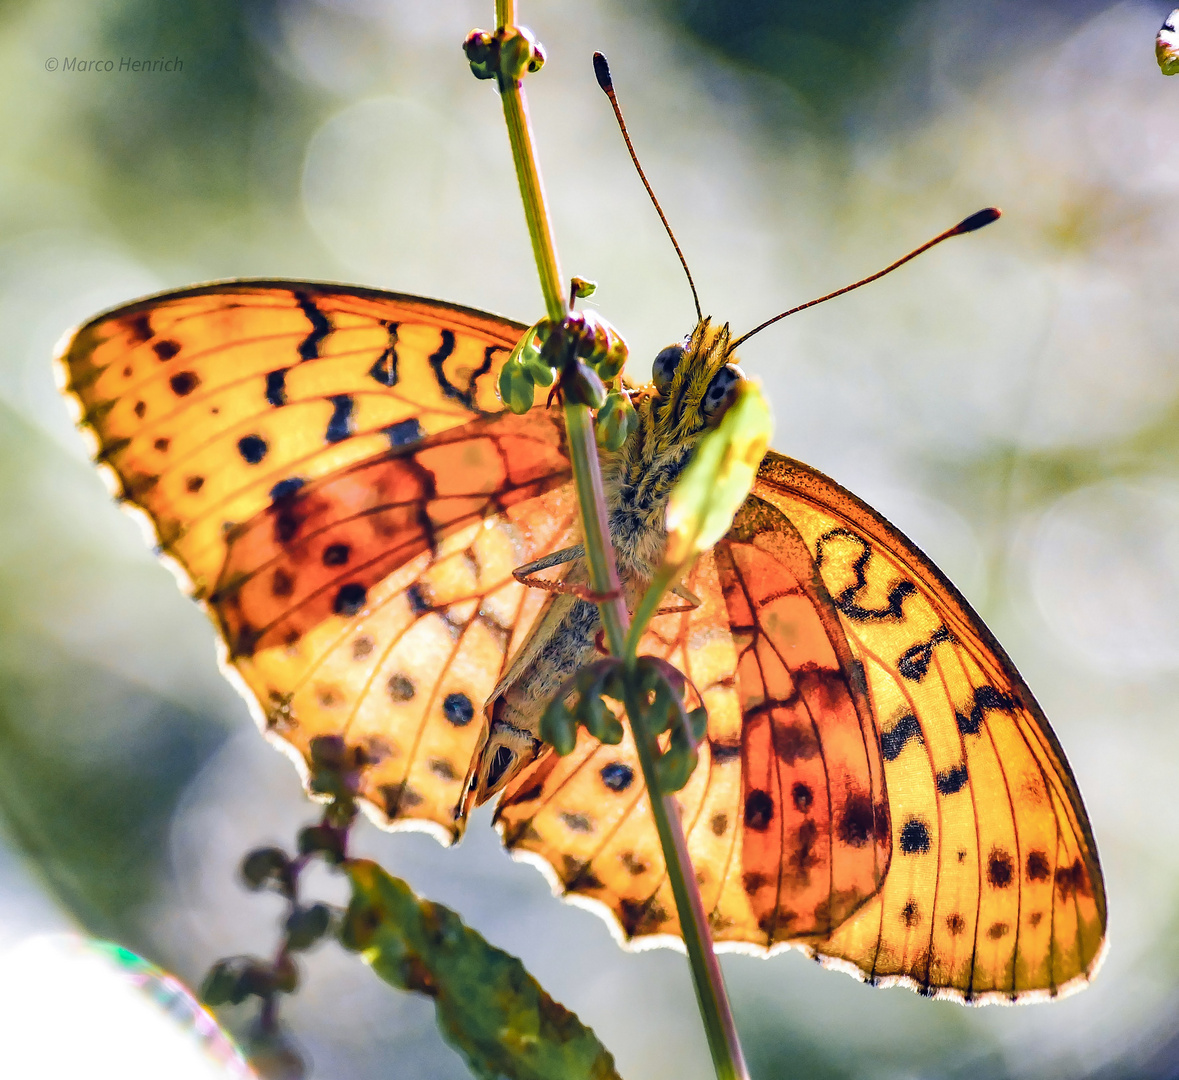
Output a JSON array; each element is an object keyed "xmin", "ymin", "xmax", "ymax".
[
  {"xmin": 652, "ymin": 343, "xmax": 685, "ymax": 392},
  {"xmin": 702, "ymin": 365, "xmax": 742, "ymax": 418}
]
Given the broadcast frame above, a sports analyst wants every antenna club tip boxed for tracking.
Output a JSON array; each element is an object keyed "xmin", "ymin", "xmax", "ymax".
[
  {"xmin": 955, "ymin": 207, "xmax": 1002, "ymax": 234},
  {"xmin": 593, "ymin": 51, "xmax": 613, "ymax": 92}
]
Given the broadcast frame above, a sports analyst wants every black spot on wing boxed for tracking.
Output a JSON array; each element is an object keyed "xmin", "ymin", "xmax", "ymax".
[
  {"xmin": 407, "ymin": 584, "xmax": 432, "ymax": 615},
  {"xmin": 443, "ymin": 692, "xmax": 475, "ymax": 727},
  {"xmin": 936, "ymin": 764, "xmax": 968, "ymax": 795},
  {"xmin": 295, "ymin": 292, "xmax": 332, "ymax": 361},
  {"xmin": 836, "ymin": 791, "xmax": 876, "ymax": 848},
  {"xmin": 152, "ymin": 338, "xmax": 179, "ymax": 360},
  {"xmin": 383, "ymin": 418, "xmax": 425, "ymax": 448},
  {"xmin": 129, "ymin": 314, "xmax": 153, "ymax": 344},
  {"xmin": 987, "ymin": 848, "xmax": 1014, "ymax": 888},
  {"xmin": 269, "ymin": 477, "xmax": 305, "ymax": 502},
  {"xmin": 169, "ymin": 371, "xmax": 199, "ymax": 396},
  {"xmin": 271, "ymin": 568, "xmax": 294, "ymax": 598},
  {"xmin": 955, "ymin": 685, "xmax": 1016, "ymax": 735},
  {"xmin": 238, "ymin": 434, "xmax": 268, "ymax": 465},
  {"xmin": 744, "ymin": 790, "xmax": 773, "ymax": 832},
  {"xmin": 368, "ymin": 323, "xmax": 400, "ymax": 386},
  {"xmin": 322, "ymin": 543, "xmax": 350, "ymax": 567},
  {"xmin": 325, "ymin": 395, "xmax": 354, "ymax": 443},
  {"xmin": 428, "ymin": 333, "xmax": 494, "ymax": 410},
  {"xmin": 387, "ymin": 674, "xmax": 414, "ymax": 701},
  {"xmin": 600, "ymin": 762, "xmax": 634, "ymax": 792},
  {"xmin": 815, "ymin": 528, "xmax": 916, "ymax": 621},
  {"xmin": 899, "ymin": 817, "xmax": 930, "ymax": 855},
  {"xmin": 266, "ymin": 368, "xmax": 288, "ymax": 407},
  {"xmin": 333, "ymin": 583, "xmax": 367, "ymax": 616},
  {"xmin": 1026, "ymin": 850, "xmax": 1051, "ymax": 882},
  {"xmin": 897, "ymin": 625, "xmax": 952, "ymax": 682},
  {"xmin": 880, "ymin": 713, "xmax": 922, "ymax": 761}
]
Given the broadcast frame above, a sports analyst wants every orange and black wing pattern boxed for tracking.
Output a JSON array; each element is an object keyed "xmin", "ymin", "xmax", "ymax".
[
  {"xmin": 495, "ymin": 494, "xmax": 890, "ymax": 950},
  {"xmin": 58, "ymin": 281, "xmax": 577, "ymax": 839},
  {"xmin": 496, "ymin": 448, "xmax": 1103, "ymax": 1002},
  {"xmin": 752, "ymin": 451, "xmax": 1106, "ymax": 1001}
]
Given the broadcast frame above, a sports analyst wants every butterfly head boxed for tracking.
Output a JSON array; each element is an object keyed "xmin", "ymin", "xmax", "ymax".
[{"xmin": 643, "ymin": 317, "xmax": 745, "ymax": 455}]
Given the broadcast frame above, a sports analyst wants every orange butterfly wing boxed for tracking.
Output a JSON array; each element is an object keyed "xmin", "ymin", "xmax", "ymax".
[
  {"xmin": 497, "ymin": 451, "xmax": 1104, "ymax": 1001},
  {"xmin": 58, "ymin": 281, "xmax": 578, "ymax": 839},
  {"xmin": 751, "ymin": 451, "xmax": 1106, "ymax": 1000},
  {"xmin": 61, "ymin": 281, "xmax": 1106, "ymax": 998},
  {"xmin": 495, "ymin": 494, "xmax": 890, "ymax": 947}
]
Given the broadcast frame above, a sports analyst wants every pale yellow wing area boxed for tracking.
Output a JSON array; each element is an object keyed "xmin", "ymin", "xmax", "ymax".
[
  {"xmin": 244, "ymin": 462, "xmax": 579, "ymax": 841},
  {"xmin": 752, "ymin": 451, "xmax": 1106, "ymax": 1001}
]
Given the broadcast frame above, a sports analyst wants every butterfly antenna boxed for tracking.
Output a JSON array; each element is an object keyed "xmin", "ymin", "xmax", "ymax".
[
  {"xmin": 726, "ymin": 207, "xmax": 1002, "ymax": 354},
  {"xmin": 594, "ymin": 52, "xmax": 703, "ymax": 322}
]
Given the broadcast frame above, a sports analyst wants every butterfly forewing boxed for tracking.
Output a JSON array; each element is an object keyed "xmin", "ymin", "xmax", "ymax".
[
  {"xmin": 751, "ymin": 452, "xmax": 1106, "ymax": 1000},
  {"xmin": 60, "ymin": 282, "xmax": 533, "ymax": 597},
  {"xmin": 59, "ymin": 281, "xmax": 582, "ymax": 839}
]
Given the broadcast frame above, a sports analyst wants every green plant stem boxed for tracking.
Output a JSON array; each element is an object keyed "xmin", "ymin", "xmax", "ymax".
[
  {"xmin": 496, "ymin": 1, "xmax": 564, "ymax": 323},
  {"xmin": 491, "ymin": 6, "xmax": 748, "ymax": 1078},
  {"xmin": 564, "ymin": 406, "xmax": 629, "ymax": 656},
  {"xmin": 622, "ymin": 683, "xmax": 749, "ymax": 1080},
  {"xmin": 624, "ymin": 560, "xmax": 679, "ymax": 658}
]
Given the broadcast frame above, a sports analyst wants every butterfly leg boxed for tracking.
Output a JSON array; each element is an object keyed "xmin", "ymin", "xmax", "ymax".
[
  {"xmin": 657, "ymin": 583, "xmax": 702, "ymax": 614},
  {"xmin": 513, "ymin": 545, "xmax": 622, "ymax": 603}
]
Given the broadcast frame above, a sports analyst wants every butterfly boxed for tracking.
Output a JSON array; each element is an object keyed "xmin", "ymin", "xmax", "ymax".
[{"xmin": 58, "ymin": 277, "xmax": 1106, "ymax": 1003}]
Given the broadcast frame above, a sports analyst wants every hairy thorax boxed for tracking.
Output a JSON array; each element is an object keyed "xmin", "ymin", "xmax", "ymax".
[{"xmin": 464, "ymin": 319, "xmax": 738, "ymax": 809}]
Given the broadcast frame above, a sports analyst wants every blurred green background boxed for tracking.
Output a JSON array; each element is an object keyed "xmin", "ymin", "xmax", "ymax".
[{"xmin": 1, "ymin": 0, "xmax": 1178, "ymax": 1076}]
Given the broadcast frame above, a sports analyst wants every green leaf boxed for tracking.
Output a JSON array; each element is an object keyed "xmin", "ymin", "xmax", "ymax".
[{"xmin": 341, "ymin": 861, "xmax": 623, "ymax": 1080}]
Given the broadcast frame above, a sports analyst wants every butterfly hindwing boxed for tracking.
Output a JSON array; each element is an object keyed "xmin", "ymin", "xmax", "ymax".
[
  {"xmin": 717, "ymin": 493, "xmax": 890, "ymax": 941},
  {"xmin": 243, "ymin": 467, "xmax": 579, "ymax": 840},
  {"xmin": 494, "ymin": 503, "xmax": 889, "ymax": 947},
  {"xmin": 751, "ymin": 451, "xmax": 1106, "ymax": 1000}
]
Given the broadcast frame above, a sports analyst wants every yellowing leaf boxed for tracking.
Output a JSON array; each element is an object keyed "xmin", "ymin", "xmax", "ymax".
[{"xmin": 340, "ymin": 860, "xmax": 623, "ymax": 1080}]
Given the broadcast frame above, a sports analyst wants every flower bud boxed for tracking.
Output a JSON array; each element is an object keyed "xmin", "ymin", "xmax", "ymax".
[
  {"xmin": 241, "ymin": 847, "xmax": 291, "ymax": 892},
  {"xmin": 498, "ymin": 358, "xmax": 536, "ymax": 414},
  {"xmin": 540, "ymin": 698, "xmax": 578, "ymax": 756},
  {"xmin": 463, "ymin": 29, "xmax": 497, "ymax": 80},
  {"xmin": 285, "ymin": 903, "xmax": 333, "ymax": 951},
  {"xmin": 595, "ymin": 391, "xmax": 637, "ymax": 451},
  {"xmin": 498, "ymin": 26, "xmax": 545, "ymax": 83},
  {"xmin": 564, "ymin": 360, "xmax": 607, "ymax": 409}
]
